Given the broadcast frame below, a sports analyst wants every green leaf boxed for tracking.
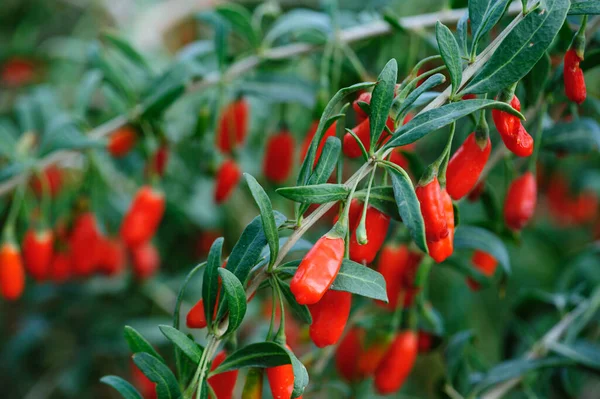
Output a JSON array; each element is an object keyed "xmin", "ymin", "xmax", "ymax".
[
  {"xmin": 241, "ymin": 74, "xmax": 317, "ymax": 108},
  {"xmin": 369, "ymin": 59, "xmax": 397, "ymax": 148},
  {"xmin": 75, "ymin": 69, "xmax": 103, "ymax": 116},
  {"xmin": 436, "ymin": 22, "xmax": 462, "ymax": 96},
  {"xmin": 298, "ymin": 81, "xmax": 375, "ymax": 186},
  {"xmin": 15, "ymin": 95, "xmax": 38, "ymax": 133},
  {"xmin": 354, "ymin": 186, "xmax": 401, "ymax": 221},
  {"xmin": 383, "ymin": 99, "xmax": 523, "ymax": 149},
  {"xmin": 524, "ymin": 51, "xmax": 550, "ymax": 107},
  {"xmin": 289, "ymin": 349, "xmax": 309, "ymax": 398},
  {"xmin": 123, "ymin": 326, "xmax": 165, "ymax": 363},
  {"xmin": 384, "ymin": 164, "xmax": 428, "ymax": 253},
  {"xmin": 0, "ymin": 120, "xmax": 18, "ymax": 159},
  {"xmin": 203, "ymin": 237, "xmax": 224, "ymax": 329},
  {"xmin": 216, "ymin": 3, "xmax": 259, "ymax": 48},
  {"xmin": 211, "ymin": 342, "xmax": 290, "ymax": 373},
  {"xmin": 279, "ymin": 282, "xmax": 312, "ymax": 324},
  {"xmin": 453, "ymin": 226, "xmax": 511, "ymax": 274},
  {"xmin": 307, "ymin": 137, "xmax": 341, "ymax": 186},
  {"xmin": 394, "ymin": 74, "xmax": 446, "ymax": 122},
  {"xmin": 549, "ymin": 341, "xmax": 600, "ymax": 370},
  {"xmin": 217, "ymin": 268, "xmax": 248, "ymax": 336},
  {"xmin": 464, "ymin": 0, "xmax": 569, "ymax": 94},
  {"xmin": 470, "ymin": 0, "xmax": 511, "ymax": 54},
  {"xmin": 245, "ymin": 174, "xmax": 279, "ymax": 268},
  {"xmin": 100, "ymin": 376, "xmax": 142, "ymax": 399},
  {"xmin": 102, "ymin": 32, "xmax": 151, "ymax": 73},
  {"xmin": 158, "ymin": 325, "xmax": 203, "ymax": 365},
  {"xmin": 569, "ymin": 0, "xmax": 600, "ymax": 14},
  {"xmin": 226, "ymin": 212, "xmax": 287, "ymax": 284},
  {"xmin": 132, "ymin": 353, "xmax": 181, "ymax": 399},
  {"xmin": 277, "ymin": 184, "xmax": 349, "ymax": 204},
  {"xmin": 39, "ymin": 117, "xmax": 103, "ymax": 155},
  {"xmin": 456, "ymin": 11, "xmax": 469, "ymax": 57},
  {"xmin": 542, "ymin": 118, "xmax": 600, "ymax": 154},
  {"xmin": 264, "ymin": 9, "xmax": 331, "ymax": 46},
  {"xmin": 330, "ymin": 260, "xmax": 388, "ymax": 302},
  {"xmin": 445, "ymin": 330, "xmax": 474, "ymax": 382}
]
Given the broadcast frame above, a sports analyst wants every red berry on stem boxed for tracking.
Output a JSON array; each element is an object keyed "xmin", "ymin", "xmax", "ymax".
[
  {"xmin": 0, "ymin": 242, "xmax": 25, "ymax": 300},
  {"xmin": 263, "ymin": 130, "xmax": 295, "ymax": 183},
  {"xmin": 308, "ymin": 289, "xmax": 352, "ymax": 348},
  {"xmin": 446, "ymin": 133, "xmax": 491, "ymax": 200},
  {"xmin": 504, "ymin": 171, "xmax": 537, "ymax": 230},
  {"xmin": 214, "ymin": 159, "xmax": 241, "ymax": 204}
]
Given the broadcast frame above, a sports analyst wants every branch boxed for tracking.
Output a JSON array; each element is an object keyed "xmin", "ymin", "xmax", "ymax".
[{"xmin": 0, "ymin": 4, "xmax": 522, "ymax": 198}]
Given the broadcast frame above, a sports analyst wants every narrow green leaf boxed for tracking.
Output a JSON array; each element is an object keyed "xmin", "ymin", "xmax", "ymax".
[
  {"xmin": 245, "ymin": 174, "xmax": 279, "ymax": 267},
  {"xmin": 132, "ymin": 353, "xmax": 181, "ymax": 399},
  {"xmin": 445, "ymin": 330, "xmax": 474, "ymax": 382},
  {"xmin": 277, "ymin": 184, "xmax": 349, "ymax": 204},
  {"xmin": 354, "ymin": 186, "xmax": 401, "ymax": 221},
  {"xmin": 542, "ymin": 118, "xmax": 600, "ymax": 154},
  {"xmin": 123, "ymin": 326, "xmax": 165, "ymax": 363},
  {"xmin": 217, "ymin": 268, "xmax": 248, "ymax": 336},
  {"xmin": 470, "ymin": 0, "xmax": 511, "ymax": 54},
  {"xmin": 330, "ymin": 259, "xmax": 388, "ymax": 302},
  {"xmin": 453, "ymin": 226, "xmax": 511, "ymax": 274},
  {"xmin": 394, "ymin": 74, "xmax": 446, "ymax": 122},
  {"xmin": 102, "ymin": 32, "xmax": 151, "ymax": 73},
  {"xmin": 75, "ymin": 70, "xmax": 103, "ymax": 116},
  {"xmin": 203, "ymin": 237, "xmax": 224, "ymax": 329},
  {"xmin": 100, "ymin": 376, "xmax": 142, "ymax": 399},
  {"xmin": 159, "ymin": 325, "xmax": 203, "ymax": 365},
  {"xmin": 211, "ymin": 342, "xmax": 290, "ymax": 373},
  {"xmin": 524, "ymin": 51, "xmax": 550, "ymax": 107},
  {"xmin": 289, "ymin": 349, "xmax": 309, "ymax": 398},
  {"xmin": 279, "ymin": 282, "xmax": 312, "ymax": 324},
  {"xmin": 464, "ymin": 0, "xmax": 570, "ymax": 94},
  {"xmin": 436, "ymin": 22, "xmax": 462, "ymax": 96},
  {"xmin": 307, "ymin": 136, "xmax": 341, "ymax": 186},
  {"xmin": 298, "ymin": 81, "xmax": 375, "ymax": 186},
  {"xmin": 384, "ymin": 164, "xmax": 428, "ymax": 253},
  {"xmin": 370, "ymin": 59, "xmax": 397, "ymax": 148},
  {"xmin": 549, "ymin": 341, "xmax": 600, "ymax": 370},
  {"xmin": 569, "ymin": 1, "xmax": 600, "ymax": 14},
  {"xmin": 383, "ymin": 99, "xmax": 523, "ymax": 149},
  {"xmin": 456, "ymin": 11, "xmax": 469, "ymax": 57},
  {"xmin": 264, "ymin": 9, "xmax": 331, "ymax": 46},
  {"xmin": 15, "ymin": 95, "xmax": 38, "ymax": 133},
  {"xmin": 226, "ymin": 212, "xmax": 287, "ymax": 284},
  {"xmin": 216, "ymin": 3, "xmax": 259, "ymax": 48}
]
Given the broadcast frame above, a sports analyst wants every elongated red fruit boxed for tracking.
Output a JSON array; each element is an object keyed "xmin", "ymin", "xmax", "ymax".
[
  {"xmin": 504, "ymin": 172, "xmax": 537, "ymax": 230},
  {"xmin": 1, "ymin": 57, "xmax": 35, "ymax": 87},
  {"xmin": 376, "ymin": 244, "xmax": 422, "ymax": 309},
  {"xmin": 564, "ymin": 48, "xmax": 586, "ymax": 104},
  {"xmin": 209, "ymin": 351, "xmax": 239, "ymax": 399},
  {"xmin": 70, "ymin": 212, "xmax": 101, "ymax": 276},
  {"xmin": 353, "ymin": 92, "xmax": 372, "ymax": 123},
  {"xmin": 349, "ymin": 204, "xmax": 390, "ymax": 264},
  {"xmin": 131, "ymin": 361, "xmax": 157, "ymax": 399},
  {"xmin": 416, "ymin": 176, "xmax": 449, "ymax": 242},
  {"xmin": 343, "ymin": 118, "xmax": 370, "ymax": 158},
  {"xmin": 428, "ymin": 189, "xmax": 454, "ymax": 263},
  {"xmin": 108, "ymin": 126, "xmax": 137, "ymax": 158},
  {"xmin": 300, "ymin": 121, "xmax": 337, "ymax": 167},
  {"xmin": 96, "ymin": 237, "xmax": 126, "ymax": 276},
  {"xmin": 0, "ymin": 242, "xmax": 25, "ymax": 300},
  {"xmin": 467, "ymin": 250, "xmax": 498, "ymax": 290},
  {"xmin": 446, "ymin": 133, "xmax": 491, "ymax": 200},
  {"xmin": 357, "ymin": 340, "xmax": 390, "ymax": 378},
  {"xmin": 335, "ymin": 328, "xmax": 364, "ymax": 381},
  {"xmin": 30, "ymin": 165, "xmax": 63, "ymax": 198},
  {"xmin": 266, "ymin": 345, "xmax": 301, "ymax": 399},
  {"xmin": 217, "ymin": 99, "xmax": 249, "ymax": 153},
  {"xmin": 374, "ymin": 331, "xmax": 418, "ymax": 394},
  {"xmin": 492, "ymin": 95, "xmax": 533, "ymax": 157},
  {"xmin": 290, "ymin": 234, "xmax": 345, "ymax": 305},
  {"xmin": 22, "ymin": 228, "xmax": 54, "ymax": 281},
  {"xmin": 264, "ymin": 130, "xmax": 295, "ymax": 183},
  {"xmin": 308, "ymin": 289, "xmax": 352, "ymax": 347},
  {"xmin": 146, "ymin": 144, "xmax": 169, "ymax": 177},
  {"xmin": 50, "ymin": 251, "xmax": 71, "ymax": 283},
  {"xmin": 121, "ymin": 186, "xmax": 166, "ymax": 248},
  {"xmin": 131, "ymin": 242, "xmax": 160, "ymax": 280},
  {"xmin": 186, "ymin": 299, "xmax": 208, "ymax": 329},
  {"xmin": 215, "ymin": 159, "xmax": 241, "ymax": 203}
]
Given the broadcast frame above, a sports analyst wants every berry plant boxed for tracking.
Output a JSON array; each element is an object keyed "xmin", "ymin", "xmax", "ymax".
[{"xmin": 1, "ymin": 0, "xmax": 600, "ymax": 398}]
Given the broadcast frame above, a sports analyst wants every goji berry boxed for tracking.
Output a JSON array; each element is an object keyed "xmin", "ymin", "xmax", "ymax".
[
  {"xmin": 348, "ymin": 202, "xmax": 390, "ymax": 264},
  {"xmin": 264, "ymin": 130, "xmax": 295, "ymax": 183},
  {"xmin": 504, "ymin": 171, "xmax": 537, "ymax": 230},
  {"xmin": 131, "ymin": 361, "xmax": 157, "ymax": 399},
  {"xmin": 108, "ymin": 126, "xmax": 137, "ymax": 158},
  {"xmin": 30, "ymin": 165, "xmax": 63, "ymax": 198},
  {"xmin": 146, "ymin": 144, "xmax": 169, "ymax": 177},
  {"xmin": 96, "ymin": 237, "xmax": 126, "ymax": 276},
  {"xmin": 49, "ymin": 251, "xmax": 71, "ymax": 283},
  {"xmin": 131, "ymin": 242, "xmax": 160, "ymax": 280},
  {"xmin": 446, "ymin": 133, "xmax": 491, "ymax": 200},
  {"xmin": 492, "ymin": 95, "xmax": 533, "ymax": 157},
  {"xmin": 0, "ymin": 242, "xmax": 25, "ymax": 300},
  {"xmin": 428, "ymin": 188, "xmax": 454, "ymax": 263},
  {"xmin": 353, "ymin": 92, "xmax": 372, "ymax": 123},
  {"xmin": 22, "ymin": 228, "xmax": 54, "ymax": 281},
  {"xmin": 121, "ymin": 186, "xmax": 165, "ymax": 248},
  {"xmin": 300, "ymin": 121, "xmax": 337, "ymax": 167},
  {"xmin": 376, "ymin": 244, "xmax": 422, "ymax": 309},
  {"xmin": 208, "ymin": 351, "xmax": 239, "ymax": 399},
  {"xmin": 467, "ymin": 250, "xmax": 497, "ymax": 291},
  {"xmin": 1, "ymin": 57, "xmax": 35, "ymax": 87},
  {"xmin": 217, "ymin": 99, "xmax": 248, "ymax": 153},
  {"xmin": 373, "ymin": 331, "xmax": 418, "ymax": 394},
  {"xmin": 343, "ymin": 118, "xmax": 395, "ymax": 159},
  {"xmin": 335, "ymin": 328, "xmax": 364, "ymax": 381},
  {"xmin": 416, "ymin": 176, "xmax": 449, "ymax": 242},
  {"xmin": 266, "ymin": 345, "xmax": 301, "ymax": 399},
  {"xmin": 214, "ymin": 159, "xmax": 241, "ymax": 204},
  {"xmin": 357, "ymin": 340, "xmax": 390, "ymax": 378},
  {"xmin": 308, "ymin": 289, "xmax": 351, "ymax": 348},
  {"xmin": 70, "ymin": 212, "xmax": 101, "ymax": 276},
  {"xmin": 564, "ymin": 48, "xmax": 586, "ymax": 104}
]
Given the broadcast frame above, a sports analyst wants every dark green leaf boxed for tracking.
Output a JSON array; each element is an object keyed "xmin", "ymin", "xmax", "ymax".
[
  {"xmin": 226, "ymin": 212, "xmax": 287, "ymax": 284},
  {"xmin": 370, "ymin": 59, "xmax": 397, "ymax": 148},
  {"xmin": 464, "ymin": 0, "xmax": 569, "ymax": 94},
  {"xmin": 0, "ymin": 120, "xmax": 18, "ymax": 159},
  {"xmin": 384, "ymin": 99, "xmax": 523, "ymax": 149},
  {"xmin": 217, "ymin": 268, "xmax": 248, "ymax": 336},
  {"xmin": 307, "ymin": 137, "xmax": 341, "ymax": 186},
  {"xmin": 75, "ymin": 70, "xmax": 103, "ymax": 116},
  {"xmin": 264, "ymin": 9, "xmax": 331, "ymax": 46},
  {"xmin": 159, "ymin": 325, "xmax": 203, "ymax": 365},
  {"xmin": 549, "ymin": 341, "xmax": 600, "ymax": 370},
  {"xmin": 445, "ymin": 330, "xmax": 474, "ymax": 382},
  {"xmin": 394, "ymin": 74, "xmax": 446, "ymax": 122},
  {"xmin": 456, "ymin": 11, "xmax": 469, "ymax": 57},
  {"xmin": 211, "ymin": 342, "xmax": 290, "ymax": 373},
  {"xmin": 569, "ymin": 1, "xmax": 600, "ymax": 14},
  {"xmin": 132, "ymin": 353, "xmax": 181, "ymax": 399},
  {"xmin": 289, "ymin": 349, "xmax": 309, "ymax": 398},
  {"xmin": 524, "ymin": 51, "xmax": 550, "ymax": 107},
  {"xmin": 100, "ymin": 376, "xmax": 142, "ymax": 399},
  {"xmin": 203, "ymin": 237, "xmax": 224, "ymax": 329},
  {"xmin": 470, "ymin": 0, "xmax": 511, "ymax": 53},
  {"xmin": 542, "ymin": 118, "xmax": 600, "ymax": 154},
  {"xmin": 279, "ymin": 282, "xmax": 312, "ymax": 324},
  {"xmin": 15, "ymin": 95, "xmax": 38, "ymax": 133},
  {"xmin": 354, "ymin": 186, "xmax": 401, "ymax": 221},
  {"xmin": 436, "ymin": 22, "xmax": 462, "ymax": 96},
  {"xmin": 298, "ymin": 81, "xmax": 375, "ymax": 186},
  {"xmin": 384, "ymin": 164, "xmax": 428, "ymax": 253},
  {"xmin": 123, "ymin": 326, "xmax": 165, "ymax": 363},
  {"xmin": 277, "ymin": 184, "xmax": 349, "ymax": 204},
  {"xmin": 103, "ymin": 32, "xmax": 151, "ymax": 73},
  {"xmin": 245, "ymin": 174, "xmax": 279, "ymax": 268},
  {"xmin": 330, "ymin": 259, "xmax": 388, "ymax": 301},
  {"xmin": 453, "ymin": 226, "xmax": 511, "ymax": 274},
  {"xmin": 216, "ymin": 4, "xmax": 259, "ymax": 48},
  {"xmin": 241, "ymin": 74, "xmax": 317, "ymax": 108}
]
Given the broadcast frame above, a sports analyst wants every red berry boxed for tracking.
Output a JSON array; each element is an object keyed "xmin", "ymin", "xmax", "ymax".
[
  {"xmin": 416, "ymin": 177, "xmax": 449, "ymax": 242},
  {"xmin": 300, "ymin": 121, "xmax": 337, "ymax": 167},
  {"xmin": 263, "ymin": 130, "xmax": 295, "ymax": 183},
  {"xmin": 217, "ymin": 99, "xmax": 249, "ymax": 153},
  {"xmin": 504, "ymin": 172, "xmax": 537, "ymax": 230},
  {"xmin": 446, "ymin": 133, "xmax": 491, "ymax": 200},
  {"xmin": 22, "ymin": 229, "xmax": 54, "ymax": 281},
  {"xmin": 0, "ymin": 242, "xmax": 26, "ymax": 300},
  {"xmin": 70, "ymin": 213, "xmax": 101, "ymax": 276},
  {"xmin": 131, "ymin": 242, "xmax": 160, "ymax": 280},
  {"xmin": 120, "ymin": 186, "xmax": 166, "ymax": 248},
  {"xmin": 108, "ymin": 126, "xmax": 137, "ymax": 157},
  {"xmin": 214, "ymin": 159, "xmax": 241, "ymax": 204},
  {"xmin": 564, "ymin": 48, "xmax": 586, "ymax": 104},
  {"xmin": 308, "ymin": 289, "xmax": 352, "ymax": 348},
  {"xmin": 208, "ymin": 351, "xmax": 238, "ymax": 399},
  {"xmin": 373, "ymin": 331, "xmax": 418, "ymax": 394}
]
